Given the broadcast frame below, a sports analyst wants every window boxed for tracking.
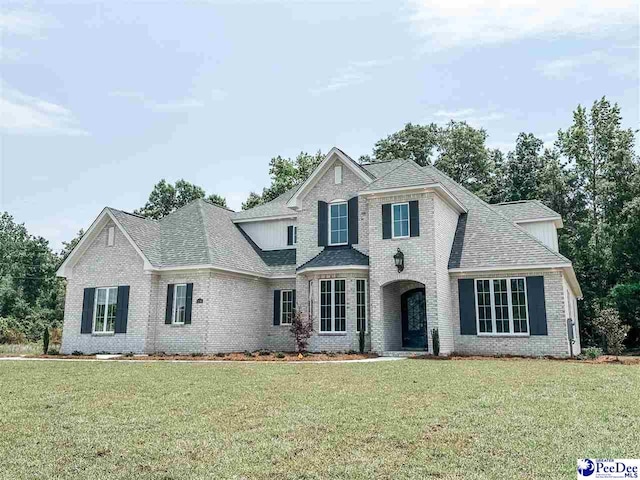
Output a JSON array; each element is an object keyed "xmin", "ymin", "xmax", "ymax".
[
  {"xmin": 172, "ymin": 284, "xmax": 187, "ymax": 324},
  {"xmin": 107, "ymin": 226, "xmax": 115, "ymax": 246},
  {"xmin": 293, "ymin": 226, "xmax": 297, "ymax": 245},
  {"xmin": 329, "ymin": 202, "xmax": 348, "ymax": 245},
  {"xmin": 334, "ymin": 164, "xmax": 343, "ymax": 184},
  {"xmin": 281, "ymin": 290, "xmax": 294, "ymax": 325},
  {"xmin": 392, "ymin": 203, "xmax": 409, "ymax": 238},
  {"xmin": 475, "ymin": 278, "xmax": 529, "ymax": 335},
  {"xmin": 319, "ymin": 279, "xmax": 346, "ymax": 332},
  {"xmin": 356, "ymin": 279, "xmax": 367, "ymax": 332},
  {"xmin": 93, "ymin": 287, "xmax": 117, "ymax": 333}
]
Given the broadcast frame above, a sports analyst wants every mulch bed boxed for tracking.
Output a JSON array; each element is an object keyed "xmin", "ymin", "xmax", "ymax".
[{"xmin": 1, "ymin": 352, "xmax": 379, "ymax": 362}]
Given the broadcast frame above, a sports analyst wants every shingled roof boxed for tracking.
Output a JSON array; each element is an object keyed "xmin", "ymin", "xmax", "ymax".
[
  {"xmin": 491, "ymin": 200, "xmax": 562, "ymax": 223},
  {"xmin": 297, "ymin": 246, "xmax": 369, "ymax": 272}
]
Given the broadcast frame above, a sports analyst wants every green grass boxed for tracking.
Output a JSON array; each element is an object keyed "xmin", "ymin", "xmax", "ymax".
[{"xmin": 0, "ymin": 359, "xmax": 638, "ymax": 479}]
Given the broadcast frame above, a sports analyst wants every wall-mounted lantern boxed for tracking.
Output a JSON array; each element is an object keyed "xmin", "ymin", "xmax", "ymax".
[{"xmin": 393, "ymin": 248, "xmax": 405, "ymax": 273}]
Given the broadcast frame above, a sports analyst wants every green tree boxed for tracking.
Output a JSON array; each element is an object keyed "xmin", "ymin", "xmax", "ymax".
[
  {"xmin": 434, "ymin": 121, "xmax": 492, "ymax": 198},
  {"xmin": 60, "ymin": 229, "xmax": 84, "ymax": 260},
  {"xmin": 363, "ymin": 122, "xmax": 439, "ymax": 166},
  {"xmin": 503, "ymin": 133, "xmax": 545, "ymax": 202},
  {"xmin": 242, "ymin": 151, "xmax": 324, "ymax": 210},
  {"xmin": 136, "ymin": 179, "xmax": 227, "ymax": 219},
  {"xmin": 206, "ymin": 194, "xmax": 227, "ymax": 208}
]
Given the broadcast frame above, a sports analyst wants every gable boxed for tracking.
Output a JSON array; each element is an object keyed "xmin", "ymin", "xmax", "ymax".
[
  {"xmin": 286, "ymin": 148, "xmax": 373, "ymax": 208},
  {"xmin": 57, "ymin": 208, "xmax": 154, "ymax": 278}
]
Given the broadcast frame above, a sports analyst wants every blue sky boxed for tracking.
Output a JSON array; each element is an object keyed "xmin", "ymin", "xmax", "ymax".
[{"xmin": 1, "ymin": 0, "xmax": 638, "ymax": 250}]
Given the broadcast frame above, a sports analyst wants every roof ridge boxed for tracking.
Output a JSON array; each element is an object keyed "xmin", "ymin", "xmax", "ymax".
[
  {"xmin": 197, "ymin": 200, "xmax": 215, "ymax": 265},
  {"xmin": 365, "ymin": 159, "xmax": 411, "ymax": 187},
  {"xmin": 201, "ymin": 198, "xmax": 235, "ymax": 213},
  {"xmin": 107, "ymin": 207, "xmax": 157, "ymax": 222}
]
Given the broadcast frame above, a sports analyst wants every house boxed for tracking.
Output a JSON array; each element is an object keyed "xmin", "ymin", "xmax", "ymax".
[{"xmin": 57, "ymin": 148, "xmax": 583, "ymax": 357}]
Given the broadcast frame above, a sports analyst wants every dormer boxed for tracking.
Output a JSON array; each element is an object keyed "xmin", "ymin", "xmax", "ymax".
[{"xmin": 492, "ymin": 200, "xmax": 563, "ymax": 252}]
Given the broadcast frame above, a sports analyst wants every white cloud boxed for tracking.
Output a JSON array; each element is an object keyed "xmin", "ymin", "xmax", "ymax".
[
  {"xmin": 407, "ymin": 0, "xmax": 638, "ymax": 49},
  {"xmin": 538, "ymin": 50, "xmax": 638, "ymax": 80},
  {"xmin": 310, "ymin": 58, "xmax": 400, "ymax": 94},
  {"xmin": 0, "ymin": 46, "xmax": 23, "ymax": 62},
  {"xmin": 0, "ymin": 10, "xmax": 52, "ymax": 37},
  {"xmin": 110, "ymin": 90, "xmax": 219, "ymax": 111},
  {"xmin": 0, "ymin": 81, "xmax": 88, "ymax": 136}
]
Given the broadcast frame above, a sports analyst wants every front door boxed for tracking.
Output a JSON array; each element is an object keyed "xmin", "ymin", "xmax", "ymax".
[{"xmin": 401, "ymin": 288, "xmax": 427, "ymax": 349}]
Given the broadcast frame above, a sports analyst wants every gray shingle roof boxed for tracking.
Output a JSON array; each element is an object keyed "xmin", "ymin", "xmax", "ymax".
[
  {"xmin": 236, "ymin": 225, "xmax": 296, "ymax": 266},
  {"xmin": 231, "ymin": 186, "xmax": 299, "ymax": 221},
  {"xmin": 361, "ymin": 160, "xmax": 440, "ymax": 192},
  {"xmin": 417, "ymin": 166, "xmax": 571, "ymax": 269},
  {"xmin": 108, "ymin": 209, "xmax": 161, "ymax": 266},
  {"xmin": 297, "ymin": 246, "xmax": 369, "ymax": 271},
  {"xmin": 491, "ymin": 200, "xmax": 561, "ymax": 222}
]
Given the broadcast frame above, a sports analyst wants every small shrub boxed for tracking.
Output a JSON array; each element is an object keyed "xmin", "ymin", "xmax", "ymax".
[
  {"xmin": 327, "ymin": 352, "xmax": 336, "ymax": 357},
  {"xmin": 347, "ymin": 349, "xmax": 357, "ymax": 355},
  {"xmin": 243, "ymin": 351, "xmax": 253, "ymax": 357},
  {"xmin": 258, "ymin": 350, "xmax": 271, "ymax": 356},
  {"xmin": 0, "ymin": 327, "xmax": 26, "ymax": 344},
  {"xmin": 289, "ymin": 311, "xmax": 314, "ymax": 352},
  {"xmin": 191, "ymin": 352, "xmax": 203, "ymax": 357},
  {"xmin": 124, "ymin": 352, "xmax": 134, "ymax": 358},
  {"xmin": 42, "ymin": 328, "xmax": 50, "ymax": 355},
  {"xmin": 592, "ymin": 307, "xmax": 629, "ymax": 355},
  {"xmin": 215, "ymin": 352, "xmax": 226, "ymax": 357},
  {"xmin": 50, "ymin": 327, "xmax": 62, "ymax": 346},
  {"xmin": 431, "ymin": 328, "xmax": 440, "ymax": 356},
  {"xmin": 48, "ymin": 348, "xmax": 60, "ymax": 356},
  {"xmin": 275, "ymin": 352, "xmax": 285, "ymax": 358},
  {"xmin": 584, "ymin": 346, "xmax": 603, "ymax": 359},
  {"xmin": 358, "ymin": 329, "xmax": 365, "ymax": 354},
  {"xmin": 71, "ymin": 350, "xmax": 83, "ymax": 356}
]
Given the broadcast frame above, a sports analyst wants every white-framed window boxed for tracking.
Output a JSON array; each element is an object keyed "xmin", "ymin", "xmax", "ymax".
[
  {"xmin": 172, "ymin": 284, "xmax": 187, "ymax": 325},
  {"xmin": 107, "ymin": 226, "xmax": 115, "ymax": 246},
  {"xmin": 474, "ymin": 278, "xmax": 529, "ymax": 335},
  {"xmin": 293, "ymin": 226, "xmax": 297, "ymax": 245},
  {"xmin": 281, "ymin": 289, "xmax": 294, "ymax": 325},
  {"xmin": 329, "ymin": 202, "xmax": 348, "ymax": 245},
  {"xmin": 319, "ymin": 279, "xmax": 346, "ymax": 332},
  {"xmin": 93, "ymin": 286, "xmax": 118, "ymax": 333},
  {"xmin": 392, "ymin": 203, "xmax": 410, "ymax": 238},
  {"xmin": 356, "ymin": 279, "xmax": 367, "ymax": 332},
  {"xmin": 334, "ymin": 164, "xmax": 343, "ymax": 184}
]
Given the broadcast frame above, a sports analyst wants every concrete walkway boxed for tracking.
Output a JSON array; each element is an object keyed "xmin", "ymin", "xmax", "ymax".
[{"xmin": 0, "ymin": 356, "xmax": 406, "ymax": 365}]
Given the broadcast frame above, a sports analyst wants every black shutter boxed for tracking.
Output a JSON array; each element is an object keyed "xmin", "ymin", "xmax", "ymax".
[
  {"xmin": 318, "ymin": 201, "xmax": 328, "ymax": 246},
  {"xmin": 527, "ymin": 276, "xmax": 548, "ymax": 335},
  {"xmin": 458, "ymin": 279, "xmax": 477, "ymax": 335},
  {"xmin": 382, "ymin": 204, "xmax": 392, "ymax": 239},
  {"xmin": 115, "ymin": 286, "xmax": 130, "ymax": 334},
  {"xmin": 81, "ymin": 287, "xmax": 95, "ymax": 334},
  {"xmin": 184, "ymin": 283, "xmax": 193, "ymax": 324},
  {"xmin": 348, "ymin": 196, "xmax": 358, "ymax": 245},
  {"xmin": 409, "ymin": 200, "xmax": 420, "ymax": 237},
  {"xmin": 273, "ymin": 290, "xmax": 281, "ymax": 325},
  {"xmin": 292, "ymin": 289, "xmax": 296, "ymax": 313},
  {"xmin": 287, "ymin": 225, "xmax": 294, "ymax": 246},
  {"xmin": 165, "ymin": 284, "xmax": 174, "ymax": 324}
]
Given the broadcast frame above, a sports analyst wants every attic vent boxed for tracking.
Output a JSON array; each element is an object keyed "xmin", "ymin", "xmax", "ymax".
[
  {"xmin": 334, "ymin": 164, "xmax": 343, "ymax": 184},
  {"xmin": 107, "ymin": 226, "xmax": 115, "ymax": 247}
]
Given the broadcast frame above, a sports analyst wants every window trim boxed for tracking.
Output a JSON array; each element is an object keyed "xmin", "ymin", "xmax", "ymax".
[
  {"xmin": 328, "ymin": 201, "xmax": 348, "ymax": 246},
  {"xmin": 280, "ymin": 289, "xmax": 294, "ymax": 325},
  {"xmin": 391, "ymin": 202, "xmax": 410, "ymax": 239},
  {"xmin": 93, "ymin": 286, "xmax": 118, "ymax": 334},
  {"xmin": 356, "ymin": 279, "xmax": 368, "ymax": 333},
  {"xmin": 172, "ymin": 283, "xmax": 188, "ymax": 325},
  {"xmin": 474, "ymin": 277, "xmax": 530, "ymax": 337},
  {"xmin": 319, "ymin": 278, "xmax": 347, "ymax": 333}
]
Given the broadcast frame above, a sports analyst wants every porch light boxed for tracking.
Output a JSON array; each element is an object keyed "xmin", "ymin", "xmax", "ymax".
[{"xmin": 393, "ymin": 248, "xmax": 405, "ymax": 273}]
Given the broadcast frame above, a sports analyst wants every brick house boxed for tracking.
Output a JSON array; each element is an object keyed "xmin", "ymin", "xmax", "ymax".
[{"xmin": 57, "ymin": 148, "xmax": 582, "ymax": 356}]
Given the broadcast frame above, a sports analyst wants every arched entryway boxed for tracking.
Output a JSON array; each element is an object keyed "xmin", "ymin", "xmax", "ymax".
[{"xmin": 380, "ymin": 280, "xmax": 427, "ymax": 352}]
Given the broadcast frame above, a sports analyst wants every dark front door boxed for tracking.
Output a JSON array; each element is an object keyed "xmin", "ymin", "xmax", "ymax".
[{"xmin": 401, "ymin": 288, "xmax": 427, "ymax": 349}]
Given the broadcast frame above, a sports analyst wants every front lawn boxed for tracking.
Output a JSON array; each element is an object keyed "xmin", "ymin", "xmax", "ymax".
[{"xmin": 0, "ymin": 359, "xmax": 637, "ymax": 479}]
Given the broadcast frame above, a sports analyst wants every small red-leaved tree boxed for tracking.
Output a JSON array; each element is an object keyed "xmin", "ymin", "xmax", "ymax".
[{"xmin": 289, "ymin": 311, "xmax": 314, "ymax": 352}]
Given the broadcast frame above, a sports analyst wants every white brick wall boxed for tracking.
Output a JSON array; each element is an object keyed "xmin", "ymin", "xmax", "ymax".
[{"xmin": 450, "ymin": 269, "xmax": 572, "ymax": 357}]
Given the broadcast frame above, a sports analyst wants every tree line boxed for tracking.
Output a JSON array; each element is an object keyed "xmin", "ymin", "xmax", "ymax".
[{"xmin": 1, "ymin": 96, "xmax": 638, "ymax": 349}]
